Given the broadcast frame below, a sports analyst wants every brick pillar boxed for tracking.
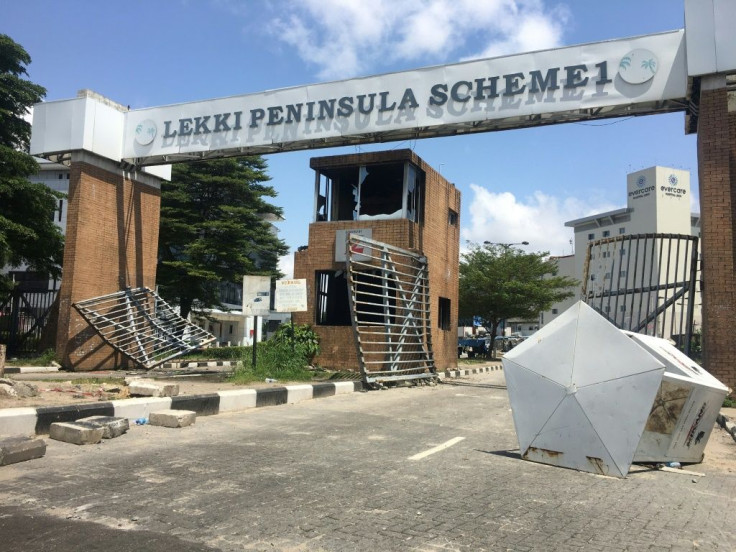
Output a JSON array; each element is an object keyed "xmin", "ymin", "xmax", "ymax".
[
  {"xmin": 56, "ymin": 151, "xmax": 162, "ymax": 371},
  {"xmin": 696, "ymin": 75, "xmax": 736, "ymax": 394}
]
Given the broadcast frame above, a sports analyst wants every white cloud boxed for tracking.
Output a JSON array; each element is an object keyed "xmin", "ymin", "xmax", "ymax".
[
  {"xmin": 268, "ymin": 0, "xmax": 569, "ymax": 80},
  {"xmin": 278, "ymin": 253, "xmax": 295, "ymax": 279},
  {"xmin": 461, "ymin": 184, "xmax": 619, "ymax": 256}
]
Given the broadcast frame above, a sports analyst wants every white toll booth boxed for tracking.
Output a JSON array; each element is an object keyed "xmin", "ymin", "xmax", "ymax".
[
  {"xmin": 503, "ymin": 301, "xmax": 728, "ymax": 478},
  {"xmin": 627, "ymin": 332, "xmax": 729, "ymax": 464}
]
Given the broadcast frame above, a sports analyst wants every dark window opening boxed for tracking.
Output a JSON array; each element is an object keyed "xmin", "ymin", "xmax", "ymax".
[
  {"xmin": 316, "ymin": 270, "xmax": 350, "ymax": 326},
  {"xmin": 314, "ymin": 162, "xmax": 424, "ymax": 223},
  {"xmin": 354, "ymin": 269, "xmax": 396, "ymax": 326},
  {"xmin": 438, "ymin": 297, "xmax": 451, "ymax": 331},
  {"xmin": 9, "ymin": 271, "xmax": 49, "ymax": 292},
  {"xmin": 448, "ymin": 209, "xmax": 458, "ymax": 226}
]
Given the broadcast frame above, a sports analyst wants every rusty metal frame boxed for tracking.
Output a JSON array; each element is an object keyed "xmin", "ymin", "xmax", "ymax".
[
  {"xmin": 346, "ymin": 234, "xmax": 435, "ymax": 386},
  {"xmin": 73, "ymin": 287, "xmax": 216, "ymax": 369},
  {"xmin": 582, "ymin": 233, "xmax": 699, "ymax": 355}
]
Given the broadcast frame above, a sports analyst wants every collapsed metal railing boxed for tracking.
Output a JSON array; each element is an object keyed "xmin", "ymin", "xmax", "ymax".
[
  {"xmin": 73, "ymin": 287, "xmax": 216, "ymax": 369},
  {"xmin": 582, "ymin": 233, "xmax": 699, "ymax": 355},
  {"xmin": 346, "ymin": 234, "xmax": 435, "ymax": 386}
]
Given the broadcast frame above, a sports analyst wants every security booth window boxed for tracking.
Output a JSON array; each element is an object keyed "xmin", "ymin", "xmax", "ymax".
[
  {"xmin": 314, "ymin": 162, "xmax": 424, "ymax": 223},
  {"xmin": 316, "ymin": 269, "xmax": 399, "ymax": 326},
  {"xmin": 353, "ymin": 269, "xmax": 397, "ymax": 326},
  {"xmin": 438, "ymin": 297, "xmax": 451, "ymax": 330},
  {"xmin": 316, "ymin": 270, "xmax": 350, "ymax": 326}
]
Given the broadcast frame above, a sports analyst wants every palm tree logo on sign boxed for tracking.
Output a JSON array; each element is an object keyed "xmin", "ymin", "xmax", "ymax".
[{"xmin": 619, "ymin": 49, "xmax": 659, "ymax": 84}]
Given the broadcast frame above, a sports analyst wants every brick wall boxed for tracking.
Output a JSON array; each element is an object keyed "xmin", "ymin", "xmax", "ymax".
[
  {"xmin": 56, "ymin": 153, "xmax": 162, "ymax": 371},
  {"xmin": 294, "ymin": 150, "xmax": 460, "ymax": 372},
  {"xmin": 696, "ymin": 82, "xmax": 736, "ymax": 394}
]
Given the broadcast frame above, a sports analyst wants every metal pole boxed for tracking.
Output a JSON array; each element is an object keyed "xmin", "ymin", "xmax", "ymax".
[{"xmin": 252, "ymin": 315, "xmax": 258, "ymax": 368}]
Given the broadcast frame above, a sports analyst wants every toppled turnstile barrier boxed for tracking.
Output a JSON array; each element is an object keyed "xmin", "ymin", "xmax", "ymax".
[
  {"xmin": 74, "ymin": 287, "xmax": 216, "ymax": 369},
  {"xmin": 503, "ymin": 301, "xmax": 728, "ymax": 478}
]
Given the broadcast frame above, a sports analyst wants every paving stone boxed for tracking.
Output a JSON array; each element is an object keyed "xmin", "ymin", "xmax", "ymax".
[
  {"xmin": 76, "ymin": 416, "xmax": 130, "ymax": 439},
  {"xmin": 149, "ymin": 409, "xmax": 196, "ymax": 428},
  {"xmin": 0, "ymin": 436, "xmax": 46, "ymax": 465},
  {"xmin": 49, "ymin": 422, "xmax": 104, "ymax": 445},
  {"xmin": 128, "ymin": 379, "xmax": 179, "ymax": 398}
]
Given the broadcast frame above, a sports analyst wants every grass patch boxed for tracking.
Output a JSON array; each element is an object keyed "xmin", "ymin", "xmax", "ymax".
[
  {"xmin": 723, "ymin": 396, "xmax": 736, "ymax": 408},
  {"xmin": 4, "ymin": 349, "xmax": 58, "ymax": 366},
  {"xmin": 228, "ymin": 340, "xmax": 315, "ymax": 384}
]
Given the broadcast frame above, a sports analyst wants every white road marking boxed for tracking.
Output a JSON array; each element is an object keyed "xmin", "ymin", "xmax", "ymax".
[{"xmin": 408, "ymin": 436, "xmax": 466, "ymax": 460}]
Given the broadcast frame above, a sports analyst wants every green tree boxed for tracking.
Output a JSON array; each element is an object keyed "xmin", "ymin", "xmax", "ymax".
[
  {"xmin": 459, "ymin": 243, "xmax": 578, "ymax": 353},
  {"xmin": 157, "ymin": 156, "xmax": 289, "ymax": 319},
  {"xmin": 0, "ymin": 34, "xmax": 64, "ymax": 293}
]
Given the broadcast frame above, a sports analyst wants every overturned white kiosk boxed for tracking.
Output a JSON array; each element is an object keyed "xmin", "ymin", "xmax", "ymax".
[{"xmin": 503, "ymin": 301, "xmax": 729, "ymax": 478}]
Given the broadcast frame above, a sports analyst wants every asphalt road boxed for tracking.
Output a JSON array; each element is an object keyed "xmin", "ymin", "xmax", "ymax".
[{"xmin": 1, "ymin": 371, "xmax": 734, "ymax": 551}]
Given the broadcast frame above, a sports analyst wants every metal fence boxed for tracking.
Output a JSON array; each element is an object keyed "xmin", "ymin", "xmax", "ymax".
[
  {"xmin": 582, "ymin": 233, "xmax": 699, "ymax": 355},
  {"xmin": 74, "ymin": 287, "xmax": 216, "ymax": 369},
  {"xmin": 0, "ymin": 289, "xmax": 58, "ymax": 355},
  {"xmin": 346, "ymin": 234, "xmax": 435, "ymax": 386}
]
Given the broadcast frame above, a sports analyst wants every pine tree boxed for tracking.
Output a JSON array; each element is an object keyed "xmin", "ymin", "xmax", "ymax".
[
  {"xmin": 0, "ymin": 35, "xmax": 64, "ymax": 293},
  {"xmin": 157, "ymin": 156, "xmax": 289, "ymax": 319}
]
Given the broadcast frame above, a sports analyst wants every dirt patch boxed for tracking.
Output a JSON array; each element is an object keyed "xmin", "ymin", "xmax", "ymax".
[{"xmin": 0, "ymin": 376, "xmax": 279, "ymax": 410}]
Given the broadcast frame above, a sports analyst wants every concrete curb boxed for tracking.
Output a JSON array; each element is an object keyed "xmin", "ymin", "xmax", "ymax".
[
  {"xmin": 438, "ymin": 364, "xmax": 503, "ymax": 380},
  {"xmin": 160, "ymin": 360, "xmax": 239, "ymax": 370},
  {"xmin": 0, "ymin": 381, "xmax": 364, "ymax": 438},
  {"xmin": 2, "ymin": 366, "xmax": 61, "ymax": 374},
  {"xmin": 0, "ymin": 366, "xmax": 502, "ymax": 438}
]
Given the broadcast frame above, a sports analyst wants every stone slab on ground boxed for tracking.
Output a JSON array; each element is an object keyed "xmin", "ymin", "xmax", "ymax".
[
  {"xmin": 76, "ymin": 416, "xmax": 130, "ymax": 439},
  {"xmin": 0, "ymin": 436, "xmax": 46, "ymax": 465},
  {"xmin": 149, "ymin": 409, "xmax": 196, "ymax": 428},
  {"xmin": 49, "ymin": 422, "xmax": 104, "ymax": 445},
  {"xmin": 127, "ymin": 379, "xmax": 179, "ymax": 398}
]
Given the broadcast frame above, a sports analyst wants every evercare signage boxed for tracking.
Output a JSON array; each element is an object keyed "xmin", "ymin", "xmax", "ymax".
[{"xmin": 124, "ymin": 31, "xmax": 686, "ymax": 165}]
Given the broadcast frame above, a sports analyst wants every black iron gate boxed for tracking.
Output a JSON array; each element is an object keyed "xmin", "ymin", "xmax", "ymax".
[
  {"xmin": 0, "ymin": 289, "xmax": 58, "ymax": 355},
  {"xmin": 582, "ymin": 233, "xmax": 699, "ymax": 355}
]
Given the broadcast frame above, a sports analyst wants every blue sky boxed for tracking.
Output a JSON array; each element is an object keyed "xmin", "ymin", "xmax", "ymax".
[{"xmin": 3, "ymin": 1, "xmax": 698, "ymax": 275}]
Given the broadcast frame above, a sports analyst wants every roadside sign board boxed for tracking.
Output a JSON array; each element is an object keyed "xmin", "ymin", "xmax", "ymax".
[
  {"xmin": 243, "ymin": 275, "xmax": 272, "ymax": 316},
  {"xmin": 275, "ymin": 279, "xmax": 308, "ymax": 312}
]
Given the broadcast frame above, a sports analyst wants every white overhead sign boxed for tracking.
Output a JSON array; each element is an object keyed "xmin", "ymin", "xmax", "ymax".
[
  {"xmin": 117, "ymin": 30, "xmax": 686, "ymax": 166},
  {"xmin": 274, "ymin": 279, "xmax": 308, "ymax": 313}
]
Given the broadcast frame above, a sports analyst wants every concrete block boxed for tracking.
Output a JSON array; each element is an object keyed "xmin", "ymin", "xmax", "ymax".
[
  {"xmin": 111, "ymin": 397, "xmax": 171, "ymax": 421},
  {"xmin": 333, "ymin": 381, "xmax": 357, "ymax": 395},
  {"xmin": 76, "ymin": 416, "xmax": 129, "ymax": 439},
  {"xmin": 0, "ymin": 436, "xmax": 46, "ymax": 465},
  {"xmin": 128, "ymin": 379, "xmax": 179, "ymax": 398},
  {"xmin": 286, "ymin": 384, "xmax": 313, "ymax": 404},
  {"xmin": 0, "ymin": 408, "xmax": 39, "ymax": 438},
  {"xmin": 49, "ymin": 422, "xmax": 104, "ymax": 445},
  {"xmin": 217, "ymin": 389, "xmax": 257, "ymax": 413},
  {"xmin": 149, "ymin": 409, "xmax": 196, "ymax": 428}
]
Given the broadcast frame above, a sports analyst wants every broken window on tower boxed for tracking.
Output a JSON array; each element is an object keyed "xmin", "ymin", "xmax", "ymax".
[{"xmin": 313, "ymin": 162, "xmax": 424, "ymax": 223}]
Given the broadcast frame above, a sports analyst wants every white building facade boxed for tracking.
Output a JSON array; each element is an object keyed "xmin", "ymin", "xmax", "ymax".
[{"xmin": 543, "ymin": 166, "xmax": 701, "ymax": 342}]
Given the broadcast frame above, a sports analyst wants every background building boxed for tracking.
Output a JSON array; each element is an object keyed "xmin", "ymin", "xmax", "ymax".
[{"xmin": 543, "ymin": 166, "xmax": 701, "ymax": 342}]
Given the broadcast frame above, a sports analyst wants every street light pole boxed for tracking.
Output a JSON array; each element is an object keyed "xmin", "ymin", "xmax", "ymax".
[{"xmin": 484, "ymin": 240, "xmax": 530, "ymax": 247}]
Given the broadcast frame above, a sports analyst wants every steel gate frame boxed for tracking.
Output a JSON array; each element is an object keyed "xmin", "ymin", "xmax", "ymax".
[
  {"xmin": 582, "ymin": 233, "xmax": 699, "ymax": 355},
  {"xmin": 346, "ymin": 234, "xmax": 436, "ymax": 386},
  {"xmin": 73, "ymin": 287, "xmax": 216, "ymax": 369}
]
